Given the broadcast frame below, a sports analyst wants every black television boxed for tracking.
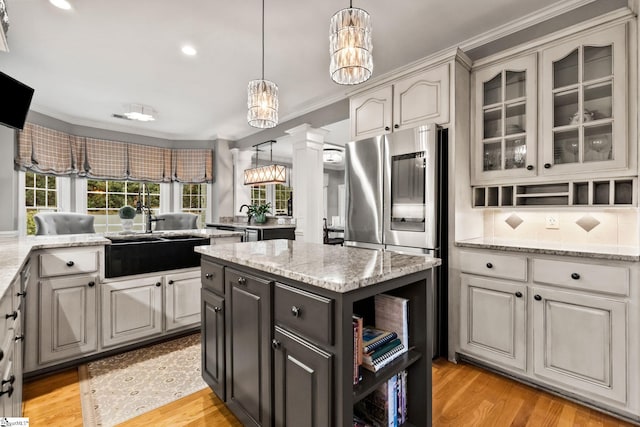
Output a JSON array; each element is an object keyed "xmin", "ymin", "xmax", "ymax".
[{"xmin": 0, "ymin": 71, "xmax": 34, "ymax": 130}]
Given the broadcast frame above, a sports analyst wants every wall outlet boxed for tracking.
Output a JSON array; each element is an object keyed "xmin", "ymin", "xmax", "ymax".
[{"xmin": 545, "ymin": 215, "xmax": 560, "ymax": 229}]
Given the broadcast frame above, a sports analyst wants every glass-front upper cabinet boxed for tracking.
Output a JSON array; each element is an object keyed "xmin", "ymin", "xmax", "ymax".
[
  {"xmin": 472, "ymin": 54, "xmax": 537, "ymax": 184},
  {"xmin": 541, "ymin": 24, "xmax": 627, "ymax": 176}
]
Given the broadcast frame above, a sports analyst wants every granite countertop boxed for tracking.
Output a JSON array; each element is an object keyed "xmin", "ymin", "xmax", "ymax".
[
  {"xmin": 103, "ymin": 229, "xmax": 244, "ymax": 240},
  {"xmin": 195, "ymin": 240, "xmax": 441, "ymax": 293},
  {"xmin": 455, "ymin": 237, "xmax": 640, "ymax": 262},
  {"xmin": 207, "ymin": 222, "xmax": 296, "ymax": 230}
]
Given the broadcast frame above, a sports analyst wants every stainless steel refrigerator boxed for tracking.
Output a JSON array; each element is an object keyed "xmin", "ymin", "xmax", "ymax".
[{"xmin": 344, "ymin": 123, "xmax": 446, "ymax": 357}]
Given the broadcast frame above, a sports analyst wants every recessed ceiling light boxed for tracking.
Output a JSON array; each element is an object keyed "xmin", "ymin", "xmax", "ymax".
[
  {"xmin": 181, "ymin": 45, "xmax": 197, "ymax": 56},
  {"xmin": 49, "ymin": 0, "xmax": 72, "ymax": 10}
]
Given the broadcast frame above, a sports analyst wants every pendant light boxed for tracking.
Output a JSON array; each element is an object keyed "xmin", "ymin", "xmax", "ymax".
[
  {"xmin": 329, "ymin": 0, "xmax": 373, "ymax": 85},
  {"xmin": 247, "ymin": 0, "xmax": 278, "ymax": 128},
  {"xmin": 244, "ymin": 140, "xmax": 287, "ymax": 185}
]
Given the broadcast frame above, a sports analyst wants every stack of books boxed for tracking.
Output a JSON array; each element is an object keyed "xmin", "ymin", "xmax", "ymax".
[
  {"xmin": 354, "ymin": 370, "xmax": 408, "ymax": 426},
  {"xmin": 361, "ymin": 326, "xmax": 404, "ymax": 372}
]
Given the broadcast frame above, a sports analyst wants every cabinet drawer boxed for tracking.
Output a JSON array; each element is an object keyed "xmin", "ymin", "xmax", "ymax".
[
  {"xmin": 532, "ymin": 259, "xmax": 629, "ymax": 296},
  {"xmin": 460, "ymin": 251, "xmax": 527, "ymax": 282},
  {"xmin": 39, "ymin": 249, "xmax": 99, "ymax": 278},
  {"xmin": 274, "ymin": 283, "xmax": 333, "ymax": 346},
  {"xmin": 201, "ymin": 260, "xmax": 224, "ymax": 294}
]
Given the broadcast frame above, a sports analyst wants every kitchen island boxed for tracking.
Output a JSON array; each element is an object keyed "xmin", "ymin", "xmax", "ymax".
[{"xmin": 196, "ymin": 240, "xmax": 441, "ymax": 427}]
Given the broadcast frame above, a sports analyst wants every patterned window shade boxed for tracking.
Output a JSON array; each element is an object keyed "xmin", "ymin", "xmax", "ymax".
[
  {"xmin": 15, "ymin": 123, "xmax": 76, "ymax": 175},
  {"xmin": 84, "ymin": 137, "xmax": 128, "ymax": 180},
  {"xmin": 173, "ymin": 149, "xmax": 214, "ymax": 183},
  {"xmin": 128, "ymin": 144, "xmax": 172, "ymax": 182}
]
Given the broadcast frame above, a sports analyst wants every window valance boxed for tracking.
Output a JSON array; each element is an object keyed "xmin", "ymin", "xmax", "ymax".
[{"xmin": 15, "ymin": 123, "xmax": 214, "ymax": 183}]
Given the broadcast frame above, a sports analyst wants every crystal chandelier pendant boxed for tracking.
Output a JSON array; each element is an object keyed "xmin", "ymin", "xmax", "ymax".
[
  {"xmin": 247, "ymin": 79, "xmax": 279, "ymax": 129},
  {"xmin": 329, "ymin": 2, "xmax": 373, "ymax": 85}
]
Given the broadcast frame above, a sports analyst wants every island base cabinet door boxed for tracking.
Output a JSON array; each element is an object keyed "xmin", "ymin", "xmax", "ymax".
[
  {"xmin": 201, "ymin": 289, "xmax": 225, "ymax": 400},
  {"xmin": 460, "ymin": 275, "xmax": 527, "ymax": 371},
  {"xmin": 166, "ymin": 270, "xmax": 201, "ymax": 331},
  {"xmin": 273, "ymin": 326, "xmax": 331, "ymax": 427},
  {"xmin": 226, "ymin": 269, "xmax": 272, "ymax": 427},
  {"xmin": 531, "ymin": 287, "xmax": 626, "ymax": 404},
  {"xmin": 101, "ymin": 277, "xmax": 163, "ymax": 348},
  {"xmin": 39, "ymin": 275, "xmax": 98, "ymax": 365}
]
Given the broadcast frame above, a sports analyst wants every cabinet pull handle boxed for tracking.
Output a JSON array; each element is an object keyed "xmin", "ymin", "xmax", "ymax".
[
  {"xmin": 0, "ymin": 385, "xmax": 14, "ymax": 398},
  {"xmin": 15, "ymin": 335, "xmax": 24, "ymax": 342},
  {"xmin": 515, "ymin": 291, "xmax": 523, "ymax": 298},
  {"xmin": 237, "ymin": 277, "xmax": 247, "ymax": 285},
  {"xmin": 271, "ymin": 339, "xmax": 281, "ymax": 350},
  {"xmin": 213, "ymin": 306, "xmax": 222, "ymax": 313},
  {"xmin": 16, "ymin": 291, "xmax": 26, "ymax": 298},
  {"xmin": 1, "ymin": 375, "xmax": 14, "ymax": 386},
  {"xmin": 543, "ymin": 163, "xmax": 551, "ymax": 169},
  {"xmin": 155, "ymin": 282, "xmax": 162, "ymax": 287},
  {"xmin": 384, "ymin": 126, "xmax": 390, "ymax": 131},
  {"xmin": 534, "ymin": 294, "xmax": 542, "ymax": 301},
  {"xmin": 205, "ymin": 273, "xmax": 214, "ymax": 279},
  {"xmin": 526, "ymin": 165, "xmax": 534, "ymax": 171},
  {"xmin": 66, "ymin": 261, "xmax": 75, "ymax": 267},
  {"xmin": 0, "ymin": 350, "xmax": 3, "ymax": 362},
  {"xmin": 5, "ymin": 311, "xmax": 17, "ymax": 321},
  {"xmin": 168, "ymin": 280, "xmax": 175, "ymax": 285},
  {"xmin": 486, "ymin": 262, "xmax": 493, "ymax": 269},
  {"xmin": 571, "ymin": 272, "xmax": 580, "ymax": 280},
  {"xmin": 291, "ymin": 306, "xmax": 301, "ymax": 318},
  {"xmin": 394, "ymin": 124, "xmax": 399, "ymax": 129},
  {"xmin": 87, "ymin": 281, "xmax": 95, "ymax": 287}
]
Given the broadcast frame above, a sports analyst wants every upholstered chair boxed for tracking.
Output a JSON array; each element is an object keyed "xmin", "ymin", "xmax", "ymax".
[
  {"xmin": 34, "ymin": 212, "xmax": 96, "ymax": 235},
  {"xmin": 153, "ymin": 213, "xmax": 199, "ymax": 230}
]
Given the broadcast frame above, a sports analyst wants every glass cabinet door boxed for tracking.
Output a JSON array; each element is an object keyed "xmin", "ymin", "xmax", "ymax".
[
  {"xmin": 473, "ymin": 54, "xmax": 537, "ymax": 183},
  {"xmin": 542, "ymin": 24, "xmax": 627, "ymax": 175}
]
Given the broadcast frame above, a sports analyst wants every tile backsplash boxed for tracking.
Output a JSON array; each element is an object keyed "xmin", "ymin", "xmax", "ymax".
[{"xmin": 483, "ymin": 209, "xmax": 639, "ymax": 247}]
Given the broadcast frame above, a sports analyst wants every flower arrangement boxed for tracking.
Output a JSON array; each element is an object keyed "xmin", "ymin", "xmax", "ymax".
[{"xmin": 118, "ymin": 205, "xmax": 137, "ymax": 220}]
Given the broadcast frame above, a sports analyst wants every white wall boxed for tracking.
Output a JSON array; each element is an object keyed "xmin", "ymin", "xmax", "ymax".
[{"xmin": 0, "ymin": 126, "xmax": 17, "ymax": 232}]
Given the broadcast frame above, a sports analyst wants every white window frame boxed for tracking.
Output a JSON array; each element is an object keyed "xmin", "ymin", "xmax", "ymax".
[{"xmin": 19, "ymin": 170, "xmax": 71, "ymax": 236}]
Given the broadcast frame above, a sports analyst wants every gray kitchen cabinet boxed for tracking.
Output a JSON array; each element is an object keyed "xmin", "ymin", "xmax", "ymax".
[
  {"xmin": 273, "ymin": 326, "xmax": 331, "ymax": 427},
  {"xmin": 0, "ymin": 273, "xmax": 25, "ymax": 417},
  {"xmin": 225, "ymin": 268, "xmax": 272, "ymax": 427},
  {"xmin": 460, "ymin": 274, "xmax": 526, "ymax": 371},
  {"xmin": 39, "ymin": 274, "xmax": 98, "ymax": 364},
  {"xmin": 201, "ymin": 288, "xmax": 225, "ymax": 400},
  {"xmin": 165, "ymin": 269, "xmax": 201, "ymax": 331},
  {"xmin": 531, "ymin": 286, "xmax": 626, "ymax": 404},
  {"xmin": 101, "ymin": 275, "xmax": 163, "ymax": 348}
]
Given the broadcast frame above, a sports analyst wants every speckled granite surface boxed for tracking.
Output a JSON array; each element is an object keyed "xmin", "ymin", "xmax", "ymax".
[
  {"xmin": 196, "ymin": 240, "xmax": 441, "ymax": 293},
  {"xmin": 456, "ymin": 237, "xmax": 640, "ymax": 262},
  {"xmin": 0, "ymin": 229, "xmax": 244, "ymax": 297}
]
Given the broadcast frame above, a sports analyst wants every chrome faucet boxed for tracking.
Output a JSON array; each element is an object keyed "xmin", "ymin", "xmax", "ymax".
[{"xmin": 239, "ymin": 204, "xmax": 252, "ymax": 223}]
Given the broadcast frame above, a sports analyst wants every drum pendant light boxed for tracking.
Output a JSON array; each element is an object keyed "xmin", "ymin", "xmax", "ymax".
[{"xmin": 329, "ymin": 0, "xmax": 373, "ymax": 85}]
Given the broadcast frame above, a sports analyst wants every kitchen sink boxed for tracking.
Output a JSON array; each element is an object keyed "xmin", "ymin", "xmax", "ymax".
[{"xmin": 105, "ymin": 235, "xmax": 210, "ymax": 278}]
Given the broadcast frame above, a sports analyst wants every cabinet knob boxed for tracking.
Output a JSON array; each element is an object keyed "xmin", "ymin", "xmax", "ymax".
[
  {"xmin": 486, "ymin": 262, "xmax": 493, "ymax": 269},
  {"xmin": 155, "ymin": 282, "xmax": 162, "ymax": 287},
  {"xmin": 526, "ymin": 165, "xmax": 534, "ymax": 171},
  {"xmin": 534, "ymin": 294, "xmax": 542, "ymax": 301},
  {"xmin": 291, "ymin": 306, "xmax": 301, "ymax": 318},
  {"xmin": 168, "ymin": 280, "xmax": 175, "ymax": 285},
  {"xmin": 14, "ymin": 335, "xmax": 24, "ymax": 342},
  {"xmin": 213, "ymin": 306, "xmax": 222, "ymax": 313},
  {"xmin": 87, "ymin": 281, "xmax": 95, "ymax": 287},
  {"xmin": 16, "ymin": 291, "xmax": 26, "ymax": 298},
  {"xmin": 0, "ymin": 385, "xmax": 14, "ymax": 398},
  {"xmin": 544, "ymin": 163, "xmax": 551, "ymax": 169},
  {"xmin": 205, "ymin": 273, "xmax": 214, "ymax": 279},
  {"xmin": 5, "ymin": 311, "xmax": 17, "ymax": 321},
  {"xmin": 515, "ymin": 291, "xmax": 523, "ymax": 298},
  {"xmin": 384, "ymin": 126, "xmax": 390, "ymax": 131},
  {"xmin": 237, "ymin": 277, "xmax": 247, "ymax": 285},
  {"xmin": 394, "ymin": 124, "xmax": 399, "ymax": 129},
  {"xmin": 66, "ymin": 261, "xmax": 75, "ymax": 267},
  {"xmin": 271, "ymin": 339, "xmax": 281, "ymax": 350},
  {"xmin": 571, "ymin": 272, "xmax": 580, "ymax": 280}
]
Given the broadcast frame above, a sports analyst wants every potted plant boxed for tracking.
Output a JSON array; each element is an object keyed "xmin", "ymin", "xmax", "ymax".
[
  {"xmin": 247, "ymin": 202, "xmax": 271, "ymax": 224},
  {"xmin": 118, "ymin": 205, "xmax": 137, "ymax": 232}
]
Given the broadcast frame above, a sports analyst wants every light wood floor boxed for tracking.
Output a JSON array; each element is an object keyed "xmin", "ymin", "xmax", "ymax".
[{"xmin": 23, "ymin": 358, "xmax": 635, "ymax": 426}]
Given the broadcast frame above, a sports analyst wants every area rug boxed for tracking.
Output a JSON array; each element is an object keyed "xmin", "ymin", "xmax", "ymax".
[{"xmin": 79, "ymin": 333, "xmax": 208, "ymax": 427}]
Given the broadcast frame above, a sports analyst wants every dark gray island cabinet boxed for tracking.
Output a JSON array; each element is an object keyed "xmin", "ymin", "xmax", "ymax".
[{"xmin": 196, "ymin": 240, "xmax": 440, "ymax": 427}]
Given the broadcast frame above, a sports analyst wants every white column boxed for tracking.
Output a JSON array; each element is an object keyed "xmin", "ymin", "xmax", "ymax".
[
  {"xmin": 231, "ymin": 148, "xmax": 253, "ymax": 220},
  {"xmin": 212, "ymin": 140, "xmax": 234, "ymax": 222},
  {"xmin": 286, "ymin": 124, "xmax": 327, "ymax": 244}
]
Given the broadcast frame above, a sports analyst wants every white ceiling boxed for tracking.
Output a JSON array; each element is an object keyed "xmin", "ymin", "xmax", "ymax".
[{"xmin": 1, "ymin": 0, "xmax": 585, "ymax": 143}]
